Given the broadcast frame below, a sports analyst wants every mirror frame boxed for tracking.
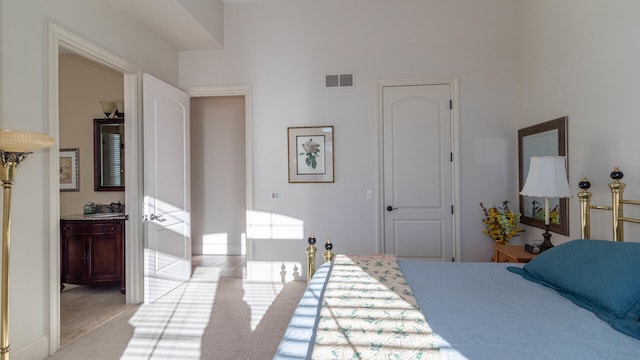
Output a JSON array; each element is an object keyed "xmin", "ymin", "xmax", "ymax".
[
  {"xmin": 518, "ymin": 116, "xmax": 569, "ymax": 236},
  {"xmin": 94, "ymin": 118, "xmax": 125, "ymax": 192}
]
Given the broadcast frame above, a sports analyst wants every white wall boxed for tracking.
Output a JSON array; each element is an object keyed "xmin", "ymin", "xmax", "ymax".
[
  {"xmin": 0, "ymin": 1, "xmax": 179, "ymax": 358},
  {"xmin": 516, "ymin": 0, "xmax": 640, "ymax": 244},
  {"xmin": 180, "ymin": 0, "xmax": 518, "ymax": 262}
]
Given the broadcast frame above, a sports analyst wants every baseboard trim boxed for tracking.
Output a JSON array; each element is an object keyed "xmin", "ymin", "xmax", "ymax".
[{"xmin": 12, "ymin": 335, "xmax": 49, "ymax": 360}]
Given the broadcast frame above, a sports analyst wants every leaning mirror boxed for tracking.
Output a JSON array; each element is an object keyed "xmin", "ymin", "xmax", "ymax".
[
  {"xmin": 518, "ymin": 116, "xmax": 568, "ymax": 236},
  {"xmin": 94, "ymin": 118, "xmax": 124, "ymax": 191}
]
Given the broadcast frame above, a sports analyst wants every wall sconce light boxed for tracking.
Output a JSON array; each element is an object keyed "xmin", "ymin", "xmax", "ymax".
[
  {"xmin": 0, "ymin": 129, "xmax": 54, "ymax": 360},
  {"xmin": 114, "ymin": 101, "xmax": 124, "ymax": 118},
  {"xmin": 99, "ymin": 101, "xmax": 115, "ymax": 119}
]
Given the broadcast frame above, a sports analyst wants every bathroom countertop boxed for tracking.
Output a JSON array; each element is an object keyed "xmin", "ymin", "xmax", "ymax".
[{"xmin": 61, "ymin": 213, "xmax": 127, "ymax": 221}]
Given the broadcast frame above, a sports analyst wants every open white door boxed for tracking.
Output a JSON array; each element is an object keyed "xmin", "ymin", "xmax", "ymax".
[{"xmin": 143, "ymin": 73, "xmax": 191, "ymax": 303}]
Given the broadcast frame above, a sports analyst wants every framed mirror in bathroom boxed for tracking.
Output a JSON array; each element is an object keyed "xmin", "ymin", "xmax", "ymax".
[{"xmin": 94, "ymin": 118, "xmax": 124, "ymax": 191}]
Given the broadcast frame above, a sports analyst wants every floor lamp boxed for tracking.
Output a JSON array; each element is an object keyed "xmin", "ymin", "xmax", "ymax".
[
  {"xmin": 520, "ymin": 156, "xmax": 572, "ymax": 252},
  {"xmin": 0, "ymin": 130, "xmax": 54, "ymax": 360}
]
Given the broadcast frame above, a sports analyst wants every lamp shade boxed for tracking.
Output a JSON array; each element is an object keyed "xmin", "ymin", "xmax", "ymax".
[
  {"xmin": 0, "ymin": 130, "xmax": 54, "ymax": 152},
  {"xmin": 521, "ymin": 156, "xmax": 572, "ymax": 198}
]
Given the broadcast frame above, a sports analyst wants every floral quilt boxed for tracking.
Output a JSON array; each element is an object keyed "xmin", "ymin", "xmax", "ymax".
[{"xmin": 311, "ymin": 254, "xmax": 441, "ymax": 360}]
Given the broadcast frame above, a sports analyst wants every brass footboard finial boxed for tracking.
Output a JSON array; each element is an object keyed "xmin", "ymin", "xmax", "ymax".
[
  {"xmin": 578, "ymin": 177, "xmax": 593, "ymax": 239},
  {"xmin": 609, "ymin": 167, "xmax": 626, "ymax": 242},
  {"xmin": 306, "ymin": 233, "xmax": 317, "ymax": 283},
  {"xmin": 323, "ymin": 240, "xmax": 335, "ymax": 263}
]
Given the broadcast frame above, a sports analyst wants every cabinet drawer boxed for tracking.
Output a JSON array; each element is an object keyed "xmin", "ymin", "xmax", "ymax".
[
  {"xmin": 62, "ymin": 221, "xmax": 122, "ymax": 235},
  {"xmin": 104, "ymin": 223, "xmax": 122, "ymax": 234},
  {"xmin": 496, "ymin": 252, "xmax": 515, "ymax": 263},
  {"xmin": 493, "ymin": 245, "xmax": 536, "ymax": 264},
  {"xmin": 63, "ymin": 222, "xmax": 106, "ymax": 234}
]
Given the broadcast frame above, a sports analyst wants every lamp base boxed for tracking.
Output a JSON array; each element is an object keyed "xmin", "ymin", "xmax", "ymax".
[{"xmin": 539, "ymin": 224, "xmax": 554, "ymax": 252}]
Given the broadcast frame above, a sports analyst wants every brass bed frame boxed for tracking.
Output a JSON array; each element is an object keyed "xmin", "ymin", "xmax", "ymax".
[
  {"xmin": 578, "ymin": 166, "xmax": 640, "ymax": 241},
  {"xmin": 305, "ymin": 233, "xmax": 334, "ymax": 282}
]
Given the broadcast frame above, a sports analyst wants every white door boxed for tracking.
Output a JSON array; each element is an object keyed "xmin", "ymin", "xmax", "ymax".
[
  {"xmin": 383, "ymin": 84, "xmax": 453, "ymax": 260},
  {"xmin": 143, "ymin": 73, "xmax": 191, "ymax": 303}
]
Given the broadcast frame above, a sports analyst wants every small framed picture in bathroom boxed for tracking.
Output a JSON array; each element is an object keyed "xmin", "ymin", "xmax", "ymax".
[{"xmin": 60, "ymin": 148, "xmax": 79, "ymax": 191}]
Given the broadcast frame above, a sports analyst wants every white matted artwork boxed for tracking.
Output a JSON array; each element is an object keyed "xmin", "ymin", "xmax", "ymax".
[
  {"xmin": 60, "ymin": 148, "xmax": 79, "ymax": 191},
  {"xmin": 288, "ymin": 126, "xmax": 334, "ymax": 183}
]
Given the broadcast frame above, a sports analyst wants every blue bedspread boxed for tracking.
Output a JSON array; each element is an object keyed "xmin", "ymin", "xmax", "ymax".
[{"xmin": 275, "ymin": 260, "xmax": 640, "ymax": 359}]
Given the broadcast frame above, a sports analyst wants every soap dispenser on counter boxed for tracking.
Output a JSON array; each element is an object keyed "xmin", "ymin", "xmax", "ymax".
[{"xmin": 83, "ymin": 202, "xmax": 96, "ymax": 214}]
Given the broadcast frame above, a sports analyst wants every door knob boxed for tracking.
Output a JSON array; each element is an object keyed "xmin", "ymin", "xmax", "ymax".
[
  {"xmin": 149, "ymin": 214, "xmax": 166, "ymax": 222},
  {"xmin": 386, "ymin": 206, "xmax": 397, "ymax": 212}
]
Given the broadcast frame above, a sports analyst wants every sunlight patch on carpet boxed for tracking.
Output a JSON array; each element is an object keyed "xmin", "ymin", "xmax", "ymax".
[{"xmin": 121, "ymin": 266, "xmax": 220, "ymax": 359}]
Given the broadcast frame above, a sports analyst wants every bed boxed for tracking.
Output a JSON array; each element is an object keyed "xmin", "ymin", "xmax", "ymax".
[{"xmin": 274, "ymin": 168, "xmax": 640, "ymax": 359}]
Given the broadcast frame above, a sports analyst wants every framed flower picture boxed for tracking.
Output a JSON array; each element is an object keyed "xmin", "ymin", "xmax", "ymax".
[
  {"xmin": 60, "ymin": 148, "xmax": 80, "ymax": 191},
  {"xmin": 288, "ymin": 126, "xmax": 334, "ymax": 183}
]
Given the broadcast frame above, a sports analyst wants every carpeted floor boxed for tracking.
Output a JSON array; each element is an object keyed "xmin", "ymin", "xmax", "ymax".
[{"xmin": 48, "ymin": 256, "xmax": 306, "ymax": 360}]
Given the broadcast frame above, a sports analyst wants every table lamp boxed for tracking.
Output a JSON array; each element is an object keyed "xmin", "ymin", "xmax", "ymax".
[
  {"xmin": 520, "ymin": 156, "xmax": 572, "ymax": 252},
  {"xmin": 0, "ymin": 130, "xmax": 54, "ymax": 360}
]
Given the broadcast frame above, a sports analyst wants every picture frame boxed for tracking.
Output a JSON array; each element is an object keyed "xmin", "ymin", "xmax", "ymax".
[
  {"xmin": 60, "ymin": 148, "xmax": 80, "ymax": 191},
  {"xmin": 288, "ymin": 126, "xmax": 334, "ymax": 183}
]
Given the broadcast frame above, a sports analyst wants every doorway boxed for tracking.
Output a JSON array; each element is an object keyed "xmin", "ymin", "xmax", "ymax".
[
  {"xmin": 378, "ymin": 77, "xmax": 461, "ymax": 261},
  {"xmin": 49, "ymin": 22, "xmax": 142, "ymax": 353},
  {"xmin": 191, "ymin": 96, "xmax": 247, "ymax": 256},
  {"xmin": 57, "ymin": 50, "xmax": 129, "ymax": 345},
  {"xmin": 49, "ymin": 23, "xmax": 254, "ymax": 354}
]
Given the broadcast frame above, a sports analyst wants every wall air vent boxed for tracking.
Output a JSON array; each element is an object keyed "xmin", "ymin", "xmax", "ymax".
[
  {"xmin": 339, "ymin": 74, "xmax": 353, "ymax": 87},
  {"xmin": 325, "ymin": 74, "xmax": 339, "ymax": 87},
  {"xmin": 325, "ymin": 73, "xmax": 354, "ymax": 87}
]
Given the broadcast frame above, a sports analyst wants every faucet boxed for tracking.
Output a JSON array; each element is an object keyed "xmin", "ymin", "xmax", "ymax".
[{"xmin": 110, "ymin": 201, "xmax": 123, "ymax": 213}]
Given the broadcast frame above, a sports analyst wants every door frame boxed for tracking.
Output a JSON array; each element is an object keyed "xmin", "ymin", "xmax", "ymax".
[
  {"xmin": 376, "ymin": 77, "xmax": 461, "ymax": 261},
  {"xmin": 48, "ymin": 22, "xmax": 143, "ymax": 353}
]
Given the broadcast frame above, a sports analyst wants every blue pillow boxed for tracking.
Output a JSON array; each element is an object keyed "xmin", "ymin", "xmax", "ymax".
[
  {"xmin": 612, "ymin": 300, "xmax": 640, "ymax": 340},
  {"xmin": 508, "ymin": 239, "xmax": 640, "ymax": 339}
]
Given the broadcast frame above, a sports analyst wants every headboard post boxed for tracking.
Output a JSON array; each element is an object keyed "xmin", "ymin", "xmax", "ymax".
[
  {"xmin": 578, "ymin": 167, "xmax": 640, "ymax": 242},
  {"xmin": 306, "ymin": 233, "xmax": 317, "ymax": 282},
  {"xmin": 578, "ymin": 177, "xmax": 593, "ymax": 239},
  {"xmin": 609, "ymin": 167, "xmax": 626, "ymax": 242}
]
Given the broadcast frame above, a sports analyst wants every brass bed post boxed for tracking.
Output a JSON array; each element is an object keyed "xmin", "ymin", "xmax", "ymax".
[
  {"xmin": 607, "ymin": 166, "xmax": 640, "ymax": 241},
  {"xmin": 578, "ymin": 177, "xmax": 593, "ymax": 239},
  {"xmin": 323, "ymin": 240, "xmax": 335, "ymax": 263},
  {"xmin": 306, "ymin": 233, "xmax": 317, "ymax": 283},
  {"xmin": 580, "ymin": 167, "xmax": 640, "ymax": 242},
  {"xmin": 609, "ymin": 167, "xmax": 625, "ymax": 242}
]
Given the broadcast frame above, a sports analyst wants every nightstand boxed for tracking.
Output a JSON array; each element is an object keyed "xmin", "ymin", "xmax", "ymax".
[{"xmin": 492, "ymin": 244, "xmax": 537, "ymax": 263}]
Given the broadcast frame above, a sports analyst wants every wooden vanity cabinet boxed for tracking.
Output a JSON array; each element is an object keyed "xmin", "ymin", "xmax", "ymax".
[{"xmin": 61, "ymin": 219, "xmax": 125, "ymax": 294}]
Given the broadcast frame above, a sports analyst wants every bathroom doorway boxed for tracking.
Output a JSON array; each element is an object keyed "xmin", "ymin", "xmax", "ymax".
[{"xmin": 57, "ymin": 49, "xmax": 129, "ymax": 345}]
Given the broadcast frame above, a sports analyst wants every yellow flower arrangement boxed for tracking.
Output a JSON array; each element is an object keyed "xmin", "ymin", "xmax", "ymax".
[{"xmin": 480, "ymin": 201, "xmax": 524, "ymax": 245}]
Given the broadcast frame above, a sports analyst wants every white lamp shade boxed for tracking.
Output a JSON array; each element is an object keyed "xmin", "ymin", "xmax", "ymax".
[
  {"xmin": 0, "ymin": 130, "xmax": 54, "ymax": 152},
  {"xmin": 521, "ymin": 156, "xmax": 572, "ymax": 198}
]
